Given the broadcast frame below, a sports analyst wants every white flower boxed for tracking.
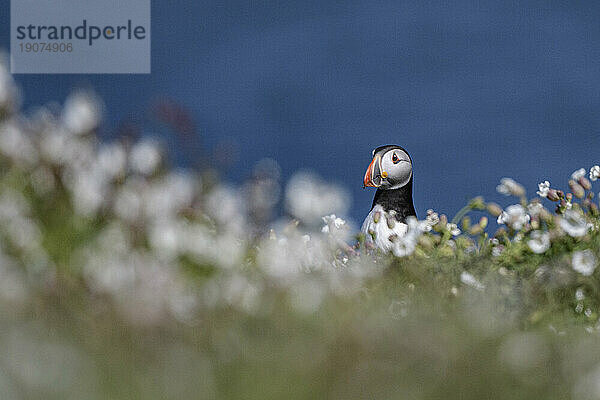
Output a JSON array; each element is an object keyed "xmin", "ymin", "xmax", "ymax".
[
  {"xmin": 0, "ymin": 57, "xmax": 18, "ymax": 111},
  {"xmin": 590, "ymin": 165, "xmax": 600, "ymax": 182},
  {"xmin": 496, "ymin": 178, "xmax": 525, "ymax": 197},
  {"xmin": 536, "ymin": 181, "xmax": 550, "ymax": 198},
  {"xmin": 527, "ymin": 202, "xmax": 544, "ymax": 218},
  {"xmin": 144, "ymin": 172, "xmax": 197, "ymax": 220},
  {"xmin": 572, "ymin": 250, "xmax": 596, "ymax": 276},
  {"xmin": 321, "ymin": 214, "xmax": 351, "ymax": 242},
  {"xmin": 62, "ymin": 91, "xmax": 102, "ymax": 135},
  {"xmin": 129, "ymin": 138, "xmax": 162, "ymax": 175},
  {"xmin": 0, "ymin": 121, "xmax": 38, "ymax": 166},
  {"xmin": 527, "ymin": 231, "xmax": 550, "ymax": 254},
  {"xmin": 391, "ymin": 217, "xmax": 428, "ymax": 257},
  {"xmin": 559, "ymin": 210, "xmax": 588, "ymax": 237},
  {"xmin": 425, "ymin": 209, "xmax": 439, "ymax": 232},
  {"xmin": 446, "ymin": 223, "xmax": 460, "ymax": 236},
  {"xmin": 492, "ymin": 245, "xmax": 504, "ymax": 257},
  {"xmin": 206, "ymin": 186, "xmax": 246, "ymax": 233},
  {"xmin": 113, "ymin": 178, "xmax": 144, "ymax": 222},
  {"xmin": 257, "ymin": 231, "xmax": 321, "ymax": 284},
  {"xmin": 96, "ymin": 142, "xmax": 126, "ymax": 180},
  {"xmin": 321, "ymin": 214, "xmax": 346, "ymax": 232},
  {"xmin": 70, "ymin": 170, "xmax": 106, "ymax": 216},
  {"xmin": 460, "ymin": 271, "xmax": 485, "ymax": 291},
  {"xmin": 497, "ymin": 204, "xmax": 530, "ymax": 230},
  {"xmin": 571, "ymin": 168, "xmax": 586, "ymax": 181},
  {"xmin": 285, "ymin": 172, "xmax": 349, "ymax": 226}
]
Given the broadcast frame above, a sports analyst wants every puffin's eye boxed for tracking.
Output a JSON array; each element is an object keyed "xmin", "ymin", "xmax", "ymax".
[{"xmin": 392, "ymin": 153, "xmax": 399, "ymax": 164}]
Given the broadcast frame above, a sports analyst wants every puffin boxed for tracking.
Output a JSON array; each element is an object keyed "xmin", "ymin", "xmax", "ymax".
[{"xmin": 361, "ymin": 145, "xmax": 417, "ymax": 252}]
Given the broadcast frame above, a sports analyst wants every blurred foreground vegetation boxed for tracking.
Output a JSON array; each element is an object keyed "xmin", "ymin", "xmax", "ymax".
[{"xmin": 1, "ymin": 60, "xmax": 600, "ymax": 399}]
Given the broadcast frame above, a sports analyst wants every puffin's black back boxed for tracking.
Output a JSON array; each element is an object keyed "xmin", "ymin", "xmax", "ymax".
[
  {"xmin": 370, "ymin": 144, "xmax": 417, "ymax": 223},
  {"xmin": 372, "ymin": 144, "xmax": 412, "ymax": 158}
]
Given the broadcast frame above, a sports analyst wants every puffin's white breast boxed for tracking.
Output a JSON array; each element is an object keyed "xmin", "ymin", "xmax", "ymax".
[{"xmin": 361, "ymin": 204, "xmax": 408, "ymax": 253}]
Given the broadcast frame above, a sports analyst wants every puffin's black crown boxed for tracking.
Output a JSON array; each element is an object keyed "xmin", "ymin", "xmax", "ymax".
[{"xmin": 372, "ymin": 144, "xmax": 413, "ymax": 162}]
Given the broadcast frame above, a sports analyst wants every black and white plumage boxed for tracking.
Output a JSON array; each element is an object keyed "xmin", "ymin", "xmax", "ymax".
[{"xmin": 361, "ymin": 145, "xmax": 417, "ymax": 252}]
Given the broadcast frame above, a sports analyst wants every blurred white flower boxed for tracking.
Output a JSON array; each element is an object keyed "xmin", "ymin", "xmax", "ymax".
[
  {"xmin": 572, "ymin": 250, "xmax": 596, "ymax": 276},
  {"xmin": 559, "ymin": 210, "xmax": 588, "ymax": 237},
  {"xmin": 96, "ymin": 142, "xmax": 126, "ymax": 180},
  {"xmin": 391, "ymin": 217, "xmax": 428, "ymax": 257},
  {"xmin": 6, "ymin": 218, "xmax": 41, "ymax": 251},
  {"xmin": 129, "ymin": 138, "xmax": 162, "ymax": 175},
  {"xmin": 113, "ymin": 178, "xmax": 144, "ymax": 222},
  {"xmin": 589, "ymin": 165, "xmax": 600, "ymax": 182},
  {"xmin": 257, "ymin": 234, "xmax": 313, "ymax": 284},
  {"xmin": 527, "ymin": 231, "xmax": 550, "ymax": 254},
  {"xmin": 83, "ymin": 249, "xmax": 136, "ymax": 294},
  {"xmin": 527, "ymin": 202, "xmax": 545, "ymax": 218},
  {"xmin": 220, "ymin": 273, "xmax": 263, "ymax": 314},
  {"xmin": 53, "ymin": 136, "xmax": 95, "ymax": 173},
  {"xmin": 0, "ymin": 120, "xmax": 38, "ymax": 166},
  {"xmin": 211, "ymin": 233, "xmax": 246, "ymax": 269},
  {"xmin": 62, "ymin": 91, "xmax": 102, "ymax": 135},
  {"xmin": 460, "ymin": 271, "xmax": 485, "ymax": 291},
  {"xmin": 536, "ymin": 181, "xmax": 550, "ymax": 198},
  {"xmin": 496, "ymin": 178, "xmax": 525, "ymax": 197},
  {"xmin": 0, "ymin": 57, "xmax": 18, "ymax": 111},
  {"xmin": 0, "ymin": 190, "xmax": 50, "ymax": 275},
  {"xmin": 285, "ymin": 172, "xmax": 349, "ymax": 226},
  {"xmin": 206, "ymin": 186, "xmax": 246, "ymax": 234},
  {"xmin": 497, "ymin": 204, "xmax": 530, "ymax": 230},
  {"xmin": 571, "ymin": 168, "xmax": 586, "ymax": 181},
  {"xmin": 70, "ymin": 170, "xmax": 106, "ymax": 216},
  {"xmin": 0, "ymin": 189, "xmax": 30, "ymax": 221},
  {"xmin": 148, "ymin": 219, "xmax": 184, "ymax": 261},
  {"xmin": 167, "ymin": 284, "xmax": 201, "ymax": 323},
  {"xmin": 39, "ymin": 125, "xmax": 70, "ymax": 164},
  {"xmin": 144, "ymin": 171, "xmax": 197, "ymax": 220}
]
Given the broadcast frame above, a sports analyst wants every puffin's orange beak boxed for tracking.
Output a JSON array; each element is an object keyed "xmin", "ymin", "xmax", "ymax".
[{"xmin": 363, "ymin": 155, "xmax": 382, "ymax": 187}]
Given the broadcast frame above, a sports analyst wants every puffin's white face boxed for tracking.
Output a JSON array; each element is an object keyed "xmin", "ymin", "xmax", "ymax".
[{"xmin": 363, "ymin": 147, "xmax": 412, "ymax": 190}]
